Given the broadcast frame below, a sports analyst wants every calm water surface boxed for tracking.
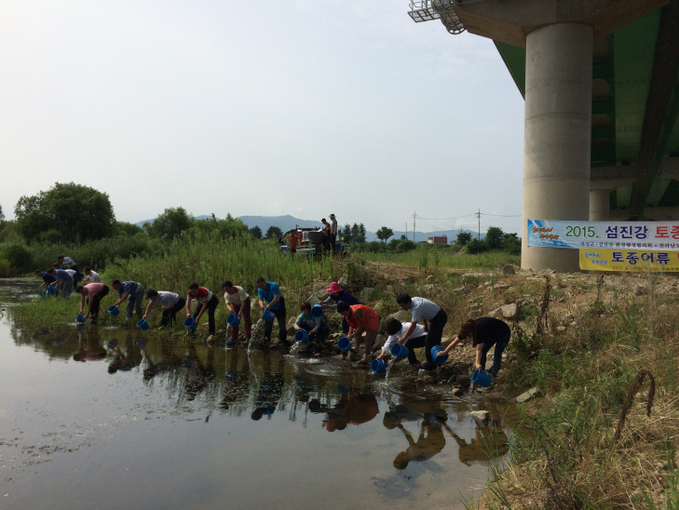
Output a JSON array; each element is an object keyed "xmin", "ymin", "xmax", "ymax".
[{"xmin": 0, "ymin": 278, "xmax": 512, "ymax": 509}]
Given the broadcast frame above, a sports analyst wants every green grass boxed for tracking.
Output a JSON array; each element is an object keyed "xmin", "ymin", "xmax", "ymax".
[{"xmin": 356, "ymin": 248, "xmax": 519, "ymax": 270}]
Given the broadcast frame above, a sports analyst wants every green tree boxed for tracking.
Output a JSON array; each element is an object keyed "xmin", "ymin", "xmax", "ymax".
[
  {"xmin": 115, "ymin": 221, "xmax": 144, "ymax": 237},
  {"xmin": 486, "ymin": 226, "xmax": 504, "ymax": 249},
  {"xmin": 502, "ymin": 232, "xmax": 521, "ymax": 255},
  {"xmin": 191, "ymin": 213, "xmax": 249, "ymax": 239},
  {"xmin": 14, "ymin": 182, "xmax": 115, "ymax": 244},
  {"xmin": 351, "ymin": 223, "xmax": 360, "ymax": 243},
  {"xmin": 342, "ymin": 224, "xmax": 353, "ymax": 244},
  {"xmin": 0, "ymin": 204, "xmax": 4, "ymax": 223},
  {"xmin": 266, "ymin": 225, "xmax": 282, "ymax": 240},
  {"xmin": 376, "ymin": 226, "xmax": 394, "ymax": 242},
  {"xmin": 144, "ymin": 207, "xmax": 194, "ymax": 240},
  {"xmin": 355, "ymin": 223, "xmax": 367, "ymax": 244},
  {"xmin": 249, "ymin": 225, "xmax": 262, "ymax": 239},
  {"xmin": 466, "ymin": 238, "xmax": 488, "ymax": 254},
  {"xmin": 456, "ymin": 231, "xmax": 472, "ymax": 246}
]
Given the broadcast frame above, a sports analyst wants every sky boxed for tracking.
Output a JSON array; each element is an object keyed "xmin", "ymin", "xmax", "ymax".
[{"xmin": 0, "ymin": 1, "xmax": 525, "ymax": 235}]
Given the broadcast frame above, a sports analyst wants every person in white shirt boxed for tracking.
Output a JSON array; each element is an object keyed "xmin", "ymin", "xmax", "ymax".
[
  {"xmin": 396, "ymin": 294, "xmax": 448, "ymax": 371},
  {"xmin": 376, "ymin": 318, "xmax": 427, "ymax": 370},
  {"xmin": 143, "ymin": 289, "xmax": 185, "ymax": 327},
  {"xmin": 83, "ymin": 267, "xmax": 102, "ymax": 283},
  {"xmin": 223, "ymin": 280, "xmax": 251, "ymax": 347}
]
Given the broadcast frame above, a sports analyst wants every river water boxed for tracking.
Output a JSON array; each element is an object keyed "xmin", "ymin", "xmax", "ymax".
[{"xmin": 0, "ymin": 278, "xmax": 511, "ymax": 510}]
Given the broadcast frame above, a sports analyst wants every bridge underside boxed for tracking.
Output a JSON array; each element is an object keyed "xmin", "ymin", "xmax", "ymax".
[{"xmin": 495, "ymin": 3, "xmax": 679, "ymax": 221}]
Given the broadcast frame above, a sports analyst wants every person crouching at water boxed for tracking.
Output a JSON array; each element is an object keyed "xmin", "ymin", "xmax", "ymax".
[
  {"xmin": 376, "ymin": 318, "xmax": 427, "ymax": 372},
  {"xmin": 58, "ymin": 255, "xmax": 83, "ymax": 283},
  {"xmin": 256, "ymin": 277, "xmax": 290, "ymax": 349},
  {"xmin": 436, "ymin": 317, "xmax": 511, "ymax": 378},
  {"xmin": 185, "ymin": 283, "xmax": 219, "ymax": 341},
  {"xmin": 83, "ymin": 266, "xmax": 102, "ymax": 283},
  {"xmin": 320, "ymin": 281, "xmax": 360, "ymax": 335},
  {"xmin": 295, "ymin": 302, "xmax": 330, "ymax": 355},
  {"xmin": 47, "ymin": 265, "xmax": 74, "ymax": 298},
  {"xmin": 111, "ymin": 279, "xmax": 145, "ymax": 322},
  {"xmin": 75, "ymin": 282, "xmax": 110, "ymax": 321},
  {"xmin": 144, "ymin": 289, "xmax": 185, "ymax": 328},
  {"xmin": 223, "ymin": 280, "xmax": 252, "ymax": 347},
  {"xmin": 34, "ymin": 269, "xmax": 57, "ymax": 290},
  {"xmin": 336, "ymin": 301, "xmax": 380, "ymax": 364},
  {"xmin": 396, "ymin": 294, "xmax": 448, "ymax": 371}
]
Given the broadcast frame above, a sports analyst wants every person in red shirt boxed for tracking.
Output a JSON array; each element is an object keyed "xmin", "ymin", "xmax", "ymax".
[
  {"xmin": 185, "ymin": 283, "xmax": 219, "ymax": 341},
  {"xmin": 337, "ymin": 301, "xmax": 380, "ymax": 364}
]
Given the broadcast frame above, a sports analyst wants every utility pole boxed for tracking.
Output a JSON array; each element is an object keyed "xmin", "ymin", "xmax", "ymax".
[
  {"xmin": 413, "ymin": 211, "xmax": 416, "ymax": 242},
  {"xmin": 405, "ymin": 222, "xmax": 408, "ymax": 239},
  {"xmin": 477, "ymin": 209, "xmax": 481, "ymax": 239}
]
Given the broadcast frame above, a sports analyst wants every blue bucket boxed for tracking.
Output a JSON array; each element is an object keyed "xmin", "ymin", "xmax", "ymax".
[
  {"xmin": 108, "ymin": 305, "xmax": 119, "ymax": 316},
  {"xmin": 262, "ymin": 310, "xmax": 274, "ymax": 321},
  {"xmin": 310, "ymin": 304, "xmax": 323, "ymax": 318},
  {"xmin": 430, "ymin": 345, "xmax": 448, "ymax": 365},
  {"xmin": 471, "ymin": 369, "xmax": 492, "ymax": 387},
  {"xmin": 76, "ymin": 313, "xmax": 86, "ymax": 324},
  {"xmin": 336, "ymin": 382, "xmax": 351, "ymax": 395},
  {"xmin": 337, "ymin": 336, "xmax": 351, "ymax": 351},
  {"xmin": 227, "ymin": 313, "xmax": 241, "ymax": 326},
  {"xmin": 137, "ymin": 319, "xmax": 149, "ymax": 331},
  {"xmin": 184, "ymin": 317, "xmax": 197, "ymax": 330},
  {"xmin": 294, "ymin": 330, "xmax": 309, "ymax": 343},
  {"xmin": 47, "ymin": 286, "xmax": 57, "ymax": 295},
  {"xmin": 390, "ymin": 343, "xmax": 409, "ymax": 360},
  {"xmin": 371, "ymin": 358, "xmax": 387, "ymax": 373}
]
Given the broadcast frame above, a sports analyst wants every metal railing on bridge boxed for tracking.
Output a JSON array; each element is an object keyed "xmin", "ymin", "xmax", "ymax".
[{"xmin": 408, "ymin": 0, "xmax": 466, "ymax": 35}]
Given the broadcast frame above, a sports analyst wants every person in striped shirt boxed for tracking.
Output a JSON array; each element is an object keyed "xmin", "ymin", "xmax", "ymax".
[{"xmin": 111, "ymin": 279, "xmax": 145, "ymax": 321}]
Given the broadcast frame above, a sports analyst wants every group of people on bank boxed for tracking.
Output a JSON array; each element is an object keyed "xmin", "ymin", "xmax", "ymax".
[
  {"xmin": 283, "ymin": 214, "xmax": 339, "ymax": 257},
  {"xmin": 35, "ymin": 255, "xmax": 511, "ymax": 378}
]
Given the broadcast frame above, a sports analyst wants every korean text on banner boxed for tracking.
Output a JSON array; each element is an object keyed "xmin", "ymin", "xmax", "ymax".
[
  {"xmin": 579, "ymin": 249, "xmax": 679, "ymax": 272},
  {"xmin": 527, "ymin": 220, "xmax": 679, "ymax": 251}
]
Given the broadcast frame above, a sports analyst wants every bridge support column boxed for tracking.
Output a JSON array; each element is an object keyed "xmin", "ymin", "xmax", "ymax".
[
  {"xmin": 590, "ymin": 189, "xmax": 610, "ymax": 221},
  {"xmin": 521, "ymin": 23, "xmax": 593, "ymax": 271}
]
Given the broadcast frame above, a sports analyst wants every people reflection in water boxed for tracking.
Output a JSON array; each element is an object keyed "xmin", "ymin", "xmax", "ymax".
[
  {"xmin": 221, "ymin": 347, "xmax": 250, "ymax": 411},
  {"xmin": 183, "ymin": 344, "xmax": 208, "ymax": 401},
  {"xmin": 309, "ymin": 388, "xmax": 378, "ymax": 431},
  {"xmin": 383, "ymin": 406, "xmax": 447, "ymax": 469},
  {"xmin": 251, "ymin": 354, "xmax": 285, "ymax": 420},
  {"xmin": 446, "ymin": 424, "xmax": 509, "ymax": 467},
  {"xmin": 139, "ymin": 334, "xmax": 182, "ymax": 381},
  {"xmin": 73, "ymin": 329, "xmax": 107, "ymax": 362},
  {"xmin": 108, "ymin": 333, "xmax": 143, "ymax": 374}
]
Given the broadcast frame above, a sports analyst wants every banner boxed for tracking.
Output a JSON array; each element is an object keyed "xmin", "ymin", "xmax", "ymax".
[
  {"xmin": 527, "ymin": 219, "xmax": 679, "ymax": 251},
  {"xmin": 579, "ymin": 249, "xmax": 679, "ymax": 272}
]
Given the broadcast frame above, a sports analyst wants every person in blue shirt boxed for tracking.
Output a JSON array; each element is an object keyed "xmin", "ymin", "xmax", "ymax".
[
  {"xmin": 34, "ymin": 269, "xmax": 57, "ymax": 290},
  {"xmin": 111, "ymin": 279, "xmax": 145, "ymax": 321},
  {"xmin": 46, "ymin": 265, "xmax": 74, "ymax": 298},
  {"xmin": 256, "ymin": 277, "xmax": 290, "ymax": 349}
]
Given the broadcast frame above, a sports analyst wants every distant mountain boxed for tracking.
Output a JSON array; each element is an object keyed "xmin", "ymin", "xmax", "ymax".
[
  {"xmin": 237, "ymin": 215, "xmax": 322, "ymax": 234},
  {"xmin": 137, "ymin": 214, "xmax": 481, "ymax": 243}
]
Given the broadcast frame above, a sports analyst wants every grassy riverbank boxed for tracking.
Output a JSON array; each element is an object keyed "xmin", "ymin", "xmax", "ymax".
[{"xmin": 474, "ymin": 272, "xmax": 679, "ymax": 510}]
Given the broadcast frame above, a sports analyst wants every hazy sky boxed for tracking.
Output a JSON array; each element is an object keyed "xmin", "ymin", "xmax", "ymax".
[{"xmin": 0, "ymin": 1, "xmax": 525, "ymax": 234}]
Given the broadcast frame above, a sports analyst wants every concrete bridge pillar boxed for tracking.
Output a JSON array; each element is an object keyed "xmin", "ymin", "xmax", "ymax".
[
  {"xmin": 589, "ymin": 189, "xmax": 610, "ymax": 221},
  {"xmin": 521, "ymin": 23, "xmax": 593, "ymax": 271}
]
